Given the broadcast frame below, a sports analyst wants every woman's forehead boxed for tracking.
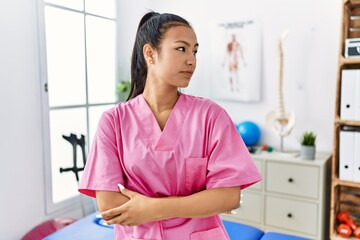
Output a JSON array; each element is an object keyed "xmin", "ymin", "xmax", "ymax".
[{"xmin": 162, "ymin": 26, "xmax": 198, "ymax": 45}]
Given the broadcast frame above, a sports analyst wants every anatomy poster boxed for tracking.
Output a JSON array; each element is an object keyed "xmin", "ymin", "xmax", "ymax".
[{"xmin": 211, "ymin": 19, "xmax": 261, "ymax": 102}]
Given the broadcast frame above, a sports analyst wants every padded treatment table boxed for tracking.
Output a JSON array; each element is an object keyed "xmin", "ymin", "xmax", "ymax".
[
  {"xmin": 45, "ymin": 212, "xmax": 311, "ymax": 240},
  {"xmin": 260, "ymin": 232, "xmax": 310, "ymax": 240},
  {"xmin": 222, "ymin": 220, "xmax": 264, "ymax": 240},
  {"xmin": 44, "ymin": 212, "xmax": 113, "ymax": 240}
]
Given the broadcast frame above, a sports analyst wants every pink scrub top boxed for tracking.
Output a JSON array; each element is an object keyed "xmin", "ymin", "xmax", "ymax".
[{"xmin": 79, "ymin": 93, "xmax": 262, "ymax": 240}]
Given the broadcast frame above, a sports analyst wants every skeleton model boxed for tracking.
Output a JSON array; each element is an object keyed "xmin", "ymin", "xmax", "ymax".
[{"xmin": 265, "ymin": 31, "xmax": 295, "ymax": 152}]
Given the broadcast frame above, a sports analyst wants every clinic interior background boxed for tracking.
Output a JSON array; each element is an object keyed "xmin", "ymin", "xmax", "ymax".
[{"xmin": 0, "ymin": 0, "xmax": 341, "ymax": 239}]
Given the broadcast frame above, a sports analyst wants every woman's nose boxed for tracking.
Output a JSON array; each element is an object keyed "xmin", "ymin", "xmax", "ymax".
[{"xmin": 186, "ymin": 54, "xmax": 196, "ymax": 66}]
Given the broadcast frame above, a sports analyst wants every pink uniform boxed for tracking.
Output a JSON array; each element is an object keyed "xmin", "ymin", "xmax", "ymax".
[{"xmin": 79, "ymin": 93, "xmax": 262, "ymax": 240}]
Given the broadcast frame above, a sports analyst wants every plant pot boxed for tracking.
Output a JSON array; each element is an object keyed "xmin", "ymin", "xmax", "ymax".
[{"xmin": 300, "ymin": 145, "xmax": 315, "ymax": 160}]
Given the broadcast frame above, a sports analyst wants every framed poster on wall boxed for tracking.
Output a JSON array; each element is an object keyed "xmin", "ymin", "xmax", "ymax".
[{"xmin": 210, "ymin": 19, "xmax": 262, "ymax": 102}]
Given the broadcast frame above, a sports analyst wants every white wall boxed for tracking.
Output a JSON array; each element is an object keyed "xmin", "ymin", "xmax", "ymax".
[
  {"xmin": 0, "ymin": 0, "xmax": 87, "ymax": 239},
  {"xmin": 0, "ymin": 0, "xmax": 341, "ymax": 239},
  {"xmin": 0, "ymin": 0, "xmax": 45, "ymax": 238},
  {"xmin": 117, "ymin": 0, "xmax": 342, "ymax": 151}
]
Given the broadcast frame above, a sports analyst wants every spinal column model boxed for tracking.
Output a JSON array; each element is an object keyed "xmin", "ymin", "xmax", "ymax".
[{"xmin": 265, "ymin": 31, "xmax": 295, "ymax": 151}]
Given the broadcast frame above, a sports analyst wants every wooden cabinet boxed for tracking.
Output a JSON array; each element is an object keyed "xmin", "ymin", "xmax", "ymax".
[
  {"xmin": 330, "ymin": 1, "xmax": 360, "ymax": 239},
  {"xmin": 221, "ymin": 152, "xmax": 331, "ymax": 240}
]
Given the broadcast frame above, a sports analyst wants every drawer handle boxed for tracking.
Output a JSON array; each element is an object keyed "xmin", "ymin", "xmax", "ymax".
[
  {"xmin": 287, "ymin": 213, "xmax": 293, "ymax": 218},
  {"xmin": 288, "ymin": 178, "xmax": 294, "ymax": 183}
]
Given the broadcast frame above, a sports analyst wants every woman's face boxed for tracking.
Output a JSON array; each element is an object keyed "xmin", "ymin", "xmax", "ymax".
[{"xmin": 149, "ymin": 25, "xmax": 199, "ymax": 88}]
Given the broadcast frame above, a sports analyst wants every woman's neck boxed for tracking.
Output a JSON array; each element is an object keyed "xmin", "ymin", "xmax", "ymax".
[{"xmin": 142, "ymin": 85, "xmax": 179, "ymax": 113}]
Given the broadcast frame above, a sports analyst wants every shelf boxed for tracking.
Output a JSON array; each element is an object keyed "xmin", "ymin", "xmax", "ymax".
[
  {"xmin": 339, "ymin": 56, "xmax": 360, "ymax": 66},
  {"xmin": 332, "ymin": 178, "xmax": 360, "ymax": 188},
  {"xmin": 331, "ymin": 234, "xmax": 359, "ymax": 240},
  {"xmin": 347, "ymin": 0, "xmax": 360, "ymax": 7},
  {"xmin": 331, "ymin": 1, "xmax": 360, "ymax": 239},
  {"xmin": 335, "ymin": 118, "xmax": 360, "ymax": 127}
]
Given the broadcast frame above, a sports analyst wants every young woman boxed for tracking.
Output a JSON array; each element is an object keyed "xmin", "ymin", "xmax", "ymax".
[{"xmin": 79, "ymin": 11, "xmax": 261, "ymax": 240}]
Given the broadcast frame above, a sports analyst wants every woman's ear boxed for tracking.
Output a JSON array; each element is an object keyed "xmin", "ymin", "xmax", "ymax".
[{"xmin": 143, "ymin": 44, "xmax": 155, "ymax": 65}]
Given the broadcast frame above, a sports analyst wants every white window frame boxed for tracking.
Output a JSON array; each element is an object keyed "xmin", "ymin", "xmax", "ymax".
[{"xmin": 36, "ymin": 0, "xmax": 119, "ymax": 214}]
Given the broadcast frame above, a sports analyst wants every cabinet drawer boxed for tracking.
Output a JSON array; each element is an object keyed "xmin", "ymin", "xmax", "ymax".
[
  {"xmin": 266, "ymin": 161, "xmax": 319, "ymax": 199},
  {"xmin": 234, "ymin": 191, "xmax": 262, "ymax": 224},
  {"xmin": 265, "ymin": 196, "xmax": 318, "ymax": 235}
]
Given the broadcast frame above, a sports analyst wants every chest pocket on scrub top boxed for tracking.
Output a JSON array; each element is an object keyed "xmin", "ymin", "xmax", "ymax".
[{"xmin": 185, "ymin": 157, "xmax": 208, "ymax": 193}]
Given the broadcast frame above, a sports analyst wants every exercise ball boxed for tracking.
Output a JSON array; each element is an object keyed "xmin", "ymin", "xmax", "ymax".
[{"xmin": 236, "ymin": 121, "xmax": 261, "ymax": 146}]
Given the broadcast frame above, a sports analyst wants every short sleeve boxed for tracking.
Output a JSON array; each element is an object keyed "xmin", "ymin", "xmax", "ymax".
[
  {"xmin": 78, "ymin": 110, "xmax": 125, "ymax": 198},
  {"xmin": 206, "ymin": 109, "xmax": 262, "ymax": 190}
]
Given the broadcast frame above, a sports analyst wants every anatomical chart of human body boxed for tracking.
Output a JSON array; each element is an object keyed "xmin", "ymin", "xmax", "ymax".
[{"xmin": 211, "ymin": 19, "xmax": 261, "ymax": 102}]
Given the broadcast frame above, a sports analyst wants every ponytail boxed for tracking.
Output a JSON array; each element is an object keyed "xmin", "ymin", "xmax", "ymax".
[{"xmin": 127, "ymin": 12, "xmax": 159, "ymax": 101}]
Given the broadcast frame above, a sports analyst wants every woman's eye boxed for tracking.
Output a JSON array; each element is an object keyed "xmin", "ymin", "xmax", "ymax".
[
  {"xmin": 193, "ymin": 50, "xmax": 198, "ymax": 56},
  {"xmin": 177, "ymin": 47, "xmax": 185, "ymax": 52}
]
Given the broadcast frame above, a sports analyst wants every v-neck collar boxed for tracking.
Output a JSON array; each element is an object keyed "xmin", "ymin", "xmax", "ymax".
[{"xmin": 132, "ymin": 93, "xmax": 190, "ymax": 151}]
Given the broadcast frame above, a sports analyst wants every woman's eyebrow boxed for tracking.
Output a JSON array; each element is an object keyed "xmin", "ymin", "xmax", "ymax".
[{"xmin": 174, "ymin": 40, "xmax": 199, "ymax": 47}]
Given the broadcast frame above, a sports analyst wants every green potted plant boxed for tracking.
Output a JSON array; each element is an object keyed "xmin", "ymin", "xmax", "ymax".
[
  {"xmin": 300, "ymin": 131, "xmax": 316, "ymax": 160},
  {"xmin": 116, "ymin": 80, "xmax": 131, "ymax": 102}
]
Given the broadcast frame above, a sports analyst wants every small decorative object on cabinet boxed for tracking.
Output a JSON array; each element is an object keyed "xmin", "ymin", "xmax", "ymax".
[
  {"xmin": 299, "ymin": 131, "xmax": 316, "ymax": 160},
  {"xmin": 330, "ymin": 0, "xmax": 360, "ymax": 239},
  {"xmin": 221, "ymin": 151, "xmax": 331, "ymax": 240}
]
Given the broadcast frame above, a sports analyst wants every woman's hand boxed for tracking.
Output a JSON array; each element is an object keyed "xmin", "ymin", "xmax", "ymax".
[
  {"xmin": 100, "ymin": 185, "xmax": 240, "ymax": 226},
  {"xmin": 100, "ymin": 186, "xmax": 159, "ymax": 226}
]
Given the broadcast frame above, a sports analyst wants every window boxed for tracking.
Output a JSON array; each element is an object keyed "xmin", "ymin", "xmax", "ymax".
[{"xmin": 37, "ymin": 0, "xmax": 118, "ymax": 213}]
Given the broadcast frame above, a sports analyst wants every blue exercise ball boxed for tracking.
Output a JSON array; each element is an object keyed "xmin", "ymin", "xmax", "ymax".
[{"xmin": 236, "ymin": 121, "xmax": 261, "ymax": 146}]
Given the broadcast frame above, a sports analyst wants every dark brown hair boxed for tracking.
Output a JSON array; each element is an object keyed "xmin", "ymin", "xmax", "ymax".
[{"xmin": 127, "ymin": 11, "xmax": 192, "ymax": 100}]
